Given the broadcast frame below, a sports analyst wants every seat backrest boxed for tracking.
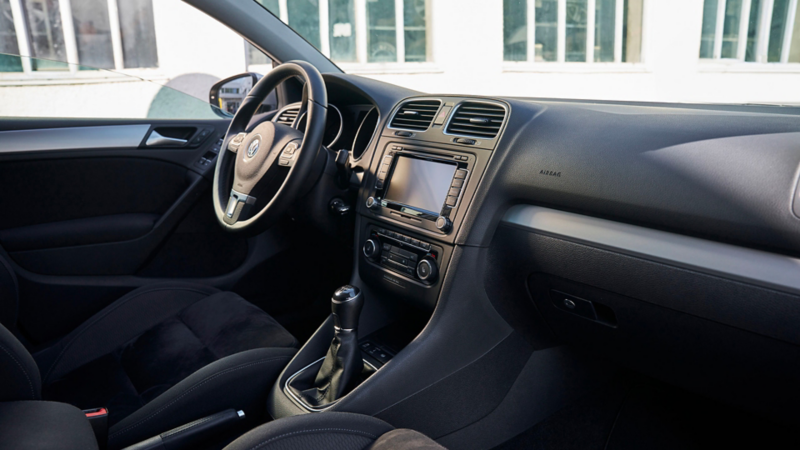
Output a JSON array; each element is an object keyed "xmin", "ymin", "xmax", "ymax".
[
  {"xmin": 0, "ymin": 253, "xmax": 40, "ymax": 402},
  {"xmin": 0, "ymin": 323, "xmax": 41, "ymax": 401},
  {"xmin": 0, "ymin": 252, "xmax": 18, "ymax": 330}
]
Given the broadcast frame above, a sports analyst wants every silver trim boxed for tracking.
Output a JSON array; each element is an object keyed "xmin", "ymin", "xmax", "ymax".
[
  {"xmin": 0, "ymin": 125, "xmax": 151, "ymax": 153},
  {"xmin": 502, "ymin": 205, "xmax": 800, "ymax": 295},
  {"xmin": 226, "ymin": 189, "xmax": 256, "ymax": 218},
  {"xmin": 272, "ymin": 102, "xmax": 343, "ymax": 149},
  {"xmin": 443, "ymin": 99, "xmax": 508, "ymax": 141},
  {"xmin": 146, "ymin": 130, "xmax": 187, "ymax": 147},
  {"xmin": 387, "ymin": 97, "xmax": 443, "ymax": 133},
  {"xmin": 284, "ymin": 357, "xmax": 379, "ymax": 412}
]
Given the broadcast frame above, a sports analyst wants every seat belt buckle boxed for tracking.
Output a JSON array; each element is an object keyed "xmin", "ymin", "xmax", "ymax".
[{"xmin": 83, "ymin": 407, "xmax": 109, "ymax": 449}]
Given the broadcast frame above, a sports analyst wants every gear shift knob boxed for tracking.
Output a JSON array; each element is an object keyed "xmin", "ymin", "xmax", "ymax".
[{"xmin": 331, "ymin": 285, "xmax": 363, "ymax": 331}]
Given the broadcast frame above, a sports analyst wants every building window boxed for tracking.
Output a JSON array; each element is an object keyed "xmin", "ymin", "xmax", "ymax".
[
  {"xmin": 1, "ymin": 0, "xmax": 23, "ymax": 71},
  {"xmin": 699, "ymin": 0, "xmax": 800, "ymax": 63},
  {"xmin": 503, "ymin": 0, "xmax": 643, "ymax": 63},
  {"xmin": 117, "ymin": 0, "xmax": 158, "ymax": 69},
  {"xmin": 254, "ymin": 0, "xmax": 430, "ymax": 64},
  {"xmin": 0, "ymin": 0, "xmax": 158, "ymax": 73}
]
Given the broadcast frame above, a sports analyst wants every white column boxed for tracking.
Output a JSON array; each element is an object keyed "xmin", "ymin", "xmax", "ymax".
[
  {"xmin": 526, "ymin": 0, "xmax": 536, "ymax": 62},
  {"xmin": 278, "ymin": 0, "xmax": 289, "ymax": 22},
  {"xmin": 781, "ymin": 0, "xmax": 798, "ymax": 62},
  {"xmin": 107, "ymin": 0, "xmax": 124, "ymax": 69},
  {"xmin": 713, "ymin": 0, "xmax": 726, "ymax": 58},
  {"xmin": 757, "ymin": 0, "xmax": 774, "ymax": 62},
  {"xmin": 395, "ymin": 0, "xmax": 405, "ymax": 63},
  {"xmin": 58, "ymin": 0, "xmax": 79, "ymax": 72},
  {"xmin": 614, "ymin": 0, "xmax": 623, "ymax": 62},
  {"xmin": 320, "ymin": 0, "xmax": 331, "ymax": 57},
  {"xmin": 557, "ymin": 0, "xmax": 566, "ymax": 62},
  {"xmin": 737, "ymin": 0, "xmax": 752, "ymax": 60},
  {"xmin": 355, "ymin": 0, "xmax": 368, "ymax": 63},
  {"xmin": 587, "ymin": 0, "xmax": 596, "ymax": 62},
  {"xmin": 9, "ymin": 0, "xmax": 32, "ymax": 72}
]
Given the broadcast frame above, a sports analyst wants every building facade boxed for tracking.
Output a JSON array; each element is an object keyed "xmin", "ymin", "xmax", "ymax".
[{"xmin": 1, "ymin": 0, "xmax": 799, "ymax": 120}]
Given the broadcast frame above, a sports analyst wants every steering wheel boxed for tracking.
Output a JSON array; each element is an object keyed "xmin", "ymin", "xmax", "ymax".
[{"xmin": 213, "ymin": 61, "xmax": 327, "ymax": 232}]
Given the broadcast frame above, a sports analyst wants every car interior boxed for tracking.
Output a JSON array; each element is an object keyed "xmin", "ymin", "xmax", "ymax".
[{"xmin": 2, "ymin": 0, "xmax": 800, "ymax": 449}]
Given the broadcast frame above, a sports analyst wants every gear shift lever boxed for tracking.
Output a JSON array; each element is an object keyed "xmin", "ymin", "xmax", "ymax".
[
  {"xmin": 298, "ymin": 285, "xmax": 364, "ymax": 405},
  {"xmin": 331, "ymin": 285, "xmax": 364, "ymax": 332}
]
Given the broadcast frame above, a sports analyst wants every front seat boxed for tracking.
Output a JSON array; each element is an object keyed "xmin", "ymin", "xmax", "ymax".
[
  {"xmin": 224, "ymin": 412, "xmax": 446, "ymax": 450},
  {"xmin": 0, "ymin": 254, "xmax": 298, "ymax": 449}
]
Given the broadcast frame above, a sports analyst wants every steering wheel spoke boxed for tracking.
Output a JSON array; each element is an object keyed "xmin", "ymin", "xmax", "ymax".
[
  {"xmin": 226, "ymin": 132, "xmax": 248, "ymax": 153},
  {"xmin": 224, "ymin": 189, "xmax": 256, "ymax": 224},
  {"xmin": 277, "ymin": 140, "xmax": 301, "ymax": 168}
]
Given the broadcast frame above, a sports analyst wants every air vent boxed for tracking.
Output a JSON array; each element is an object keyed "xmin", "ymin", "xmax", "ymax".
[
  {"xmin": 275, "ymin": 106, "xmax": 300, "ymax": 126},
  {"xmin": 390, "ymin": 100, "xmax": 441, "ymax": 131},
  {"xmin": 446, "ymin": 102, "xmax": 506, "ymax": 139}
]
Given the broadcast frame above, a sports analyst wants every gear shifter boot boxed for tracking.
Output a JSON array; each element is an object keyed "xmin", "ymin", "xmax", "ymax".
[
  {"xmin": 291, "ymin": 286, "xmax": 364, "ymax": 407},
  {"xmin": 298, "ymin": 329, "xmax": 361, "ymax": 405}
]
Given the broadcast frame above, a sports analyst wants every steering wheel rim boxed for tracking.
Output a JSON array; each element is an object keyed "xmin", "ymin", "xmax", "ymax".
[{"xmin": 213, "ymin": 60, "xmax": 328, "ymax": 233}]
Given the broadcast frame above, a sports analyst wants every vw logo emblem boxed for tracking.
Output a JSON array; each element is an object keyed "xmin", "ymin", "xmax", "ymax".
[{"xmin": 246, "ymin": 139, "xmax": 260, "ymax": 158}]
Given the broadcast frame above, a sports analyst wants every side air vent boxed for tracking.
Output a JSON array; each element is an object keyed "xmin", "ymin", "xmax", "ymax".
[
  {"xmin": 446, "ymin": 102, "xmax": 506, "ymax": 139},
  {"xmin": 275, "ymin": 106, "xmax": 300, "ymax": 126},
  {"xmin": 390, "ymin": 100, "xmax": 441, "ymax": 131}
]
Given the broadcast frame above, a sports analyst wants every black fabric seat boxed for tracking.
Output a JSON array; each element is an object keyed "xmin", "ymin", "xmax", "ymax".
[
  {"xmin": 0, "ymin": 254, "xmax": 299, "ymax": 449},
  {"xmin": 224, "ymin": 412, "xmax": 446, "ymax": 450}
]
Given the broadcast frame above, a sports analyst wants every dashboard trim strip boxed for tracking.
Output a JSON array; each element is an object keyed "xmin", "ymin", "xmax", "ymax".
[
  {"xmin": 0, "ymin": 125, "xmax": 151, "ymax": 153},
  {"xmin": 502, "ymin": 205, "xmax": 800, "ymax": 294}
]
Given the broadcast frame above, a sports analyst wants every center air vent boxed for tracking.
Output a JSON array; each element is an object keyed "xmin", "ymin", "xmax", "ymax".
[
  {"xmin": 275, "ymin": 106, "xmax": 300, "ymax": 126},
  {"xmin": 390, "ymin": 100, "xmax": 441, "ymax": 131},
  {"xmin": 446, "ymin": 102, "xmax": 506, "ymax": 139}
]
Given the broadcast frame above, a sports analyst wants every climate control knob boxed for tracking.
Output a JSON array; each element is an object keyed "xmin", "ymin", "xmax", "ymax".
[
  {"xmin": 416, "ymin": 257, "xmax": 439, "ymax": 283},
  {"xmin": 363, "ymin": 238, "xmax": 381, "ymax": 261}
]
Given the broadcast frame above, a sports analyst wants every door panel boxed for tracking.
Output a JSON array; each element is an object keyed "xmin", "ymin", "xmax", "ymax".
[{"xmin": 0, "ymin": 119, "xmax": 290, "ymax": 343}]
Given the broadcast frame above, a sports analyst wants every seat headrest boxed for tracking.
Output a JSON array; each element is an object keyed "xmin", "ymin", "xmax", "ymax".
[{"xmin": 0, "ymin": 252, "xmax": 19, "ymax": 329}]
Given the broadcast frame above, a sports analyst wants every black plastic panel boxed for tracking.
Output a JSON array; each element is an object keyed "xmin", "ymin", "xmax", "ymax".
[{"xmin": 490, "ymin": 224, "xmax": 800, "ymax": 424}]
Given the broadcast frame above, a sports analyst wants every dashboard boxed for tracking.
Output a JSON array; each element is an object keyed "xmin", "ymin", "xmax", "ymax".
[{"xmin": 301, "ymin": 72, "xmax": 800, "ymax": 426}]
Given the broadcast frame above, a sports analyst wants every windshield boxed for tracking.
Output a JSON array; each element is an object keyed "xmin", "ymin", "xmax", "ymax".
[{"xmin": 254, "ymin": 0, "xmax": 800, "ymax": 105}]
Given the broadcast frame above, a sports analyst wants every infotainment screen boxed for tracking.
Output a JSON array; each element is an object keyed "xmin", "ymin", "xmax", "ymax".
[{"xmin": 385, "ymin": 156, "xmax": 457, "ymax": 214}]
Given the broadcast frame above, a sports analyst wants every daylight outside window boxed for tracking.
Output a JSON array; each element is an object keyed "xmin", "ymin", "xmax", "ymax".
[{"xmin": 2, "ymin": 0, "xmax": 800, "ymax": 121}]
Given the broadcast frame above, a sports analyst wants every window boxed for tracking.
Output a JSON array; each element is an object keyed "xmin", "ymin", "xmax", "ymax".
[
  {"xmin": 0, "ymin": 0, "xmax": 158, "ymax": 73},
  {"xmin": 1, "ymin": 0, "xmax": 23, "ymax": 71},
  {"xmin": 254, "ymin": 0, "xmax": 431, "ymax": 64},
  {"xmin": 699, "ymin": 0, "xmax": 800, "ymax": 63},
  {"xmin": 503, "ymin": 0, "xmax": 643, "ymax": 63}
]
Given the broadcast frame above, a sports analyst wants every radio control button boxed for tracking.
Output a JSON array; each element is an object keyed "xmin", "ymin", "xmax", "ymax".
[
  {"xmin": 445, "ymin": 196, "xmax": 458, "ymax": 207},
  {"xmin": 436, "ymin": 216, "xmax": 453, "ymax": 233},
  {"xmin": 451, "ymin": 179, "xmax": 464, "ymax": 188},
  {"xmin": 366, "ymin": 197, "xmax": 380, "ymax": 210},
  {"xmin": 448, "ymin": 187, "xmax": 461, "ymax": 197},
  {"xmin": 454, "ymin": 169, "xmax": 468, "ymax": 179},
  {"xmin": 383, "ymin": 155, "xmax": 393, "ymax": 164}
]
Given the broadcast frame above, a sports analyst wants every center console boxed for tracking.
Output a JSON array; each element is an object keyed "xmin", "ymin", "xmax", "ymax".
[{"xmin": 268, "ymin": 96, "xmax": 511, "ymax": 428}]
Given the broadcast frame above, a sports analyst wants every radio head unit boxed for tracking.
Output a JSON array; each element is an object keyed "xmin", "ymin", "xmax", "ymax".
[{"xmin": 366, "ymin": 145, "xmax": 473, "ymax": 235}]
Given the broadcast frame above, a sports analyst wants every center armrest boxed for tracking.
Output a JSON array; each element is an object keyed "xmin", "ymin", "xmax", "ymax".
[{"xmin": 0, "ymin": 401, "xmax": 98, "ymax": 450}]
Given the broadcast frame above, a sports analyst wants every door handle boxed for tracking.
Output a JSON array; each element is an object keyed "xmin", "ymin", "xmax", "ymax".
[{"xmin": 146, "ymin": 130, "xmax": 188, "ymax": 147}]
